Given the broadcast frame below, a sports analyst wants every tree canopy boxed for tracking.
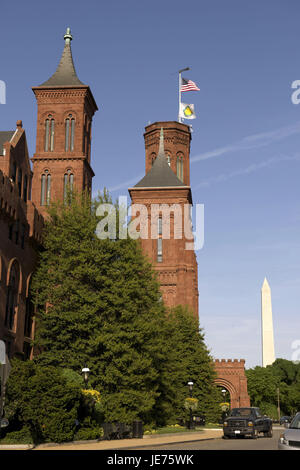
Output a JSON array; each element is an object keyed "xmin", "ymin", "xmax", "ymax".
[{"xmin": 29, "ymin": 192, "xmax": 220, "ymax": 426}]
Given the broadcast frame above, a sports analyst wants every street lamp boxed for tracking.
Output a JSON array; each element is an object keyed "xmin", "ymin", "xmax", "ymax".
[
  {"xmin": 187, "ymin": 381, "xmax": 194, "ymax": 429},
  {"xmin": 187, "ymin": 381, "xmax": 194, "ymax": 398},
  {"xmin": 221, "ymin": 389, "xmax": 228, "ymax": 423},
  {"xmin": 81, "ymin": 366, "xmax": 90, "ymax": 389}
]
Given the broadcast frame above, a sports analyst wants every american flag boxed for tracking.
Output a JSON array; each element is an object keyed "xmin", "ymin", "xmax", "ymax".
[{"xmin": 181, "ymin": 77, "xmax": 200, "ymax": 92}]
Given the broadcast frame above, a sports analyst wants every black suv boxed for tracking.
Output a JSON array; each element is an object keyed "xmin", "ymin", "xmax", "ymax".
[{"xmin": 223, "ymin": 407, "xmax": 273, "ymax": 439}]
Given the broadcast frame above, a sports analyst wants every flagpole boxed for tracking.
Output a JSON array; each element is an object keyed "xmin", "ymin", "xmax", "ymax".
[{"xmin": 178, "ymin": 67, "xmax": 190, "ymax": 123}]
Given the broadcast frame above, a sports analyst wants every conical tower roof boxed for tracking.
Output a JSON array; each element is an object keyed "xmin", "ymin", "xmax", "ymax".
[
  {"xmin": 39, "ymin": 28, "xmax": 85, "ymax": 87},
  {"xmin": 135, "ymin": 128, "xmax": 187, "ymax": 188}
]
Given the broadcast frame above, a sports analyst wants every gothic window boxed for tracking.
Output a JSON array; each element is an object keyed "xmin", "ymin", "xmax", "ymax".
[
  {"xmin": 65, "ymin": 118, "xmax": 70, "ymax": 151},
  {"xmin": 64, "ymin": 169, "xmax": 74, "ymax": 204},
  {"xmin": 177, "ymin": 154, "xmax": 184, "ymax": 182},
  {"xmin": 157, "ymin": 216, "xmax": 163, "ymax": 262},
  {"xmin": 41, "ymin": 170, "xmax": 51, "ymax": 206},
  {"xmin": 166, "ymin": 153, "xmax": 171, "ymax": 166},
  {"xmin": 157, "ymin": 238, "xmax": 163, "ymax": 263},
  {"xmin": 5, "ymin": 261, "xmax": 20, "ymax": 331},
  {"xmin": 71, "ymin": 118, "xmax": 75, "ymax": 151},
  {"xmin": 65, "ymin": 114, "xmax": 75, "ymax": 151},
  {"xmin": 44, "ymin": 115, "xmax": 55, "ymax": 152}
]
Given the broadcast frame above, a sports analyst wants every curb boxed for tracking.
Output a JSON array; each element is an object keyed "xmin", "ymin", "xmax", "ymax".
[
  {"xmin": 0, "ymin": 444, "xmax": 35, "ymax": 450},
  {"xmin": 0, "ymin": 429, "xmax": 223, "ymax": 450}
]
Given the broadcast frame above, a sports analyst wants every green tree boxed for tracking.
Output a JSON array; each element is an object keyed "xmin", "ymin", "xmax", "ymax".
[
  {"xmin": 246, "ymin": 360, "xmax": 300, "ymax": 418},
  {"xmin": 154, "ymin": 305, "xmax": 221, "ymax": 424},
  {"xmin": 32, "ymin": 192, "xmax": 168, "ymax": 425},
  {"xmin": 5, "ymin": 359, "xmax": 81, "ymax": 443}
]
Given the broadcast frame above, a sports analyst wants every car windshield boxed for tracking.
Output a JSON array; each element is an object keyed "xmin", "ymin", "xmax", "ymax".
[
  {"xmin": 230, "ymin": 408, "xmax": 253, "ymax": 417},
  {"xmin": 289, "ymin": 414, "xmax": 300, "ymax": 430}
]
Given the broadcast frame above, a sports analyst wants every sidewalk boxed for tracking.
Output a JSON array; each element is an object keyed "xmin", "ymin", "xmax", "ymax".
[{"xmin": 32, "ymin": 429, "xmax": 223, "ymax": 451}]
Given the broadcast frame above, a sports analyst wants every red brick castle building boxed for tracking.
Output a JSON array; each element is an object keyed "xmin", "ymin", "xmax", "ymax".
[
  {"xmin": 0, "ymin": 29, "xmax": 250, "ymax": 408},
  {"xmin": 0, "ymin": 29, "xmax": 98, "ymax": 358}
]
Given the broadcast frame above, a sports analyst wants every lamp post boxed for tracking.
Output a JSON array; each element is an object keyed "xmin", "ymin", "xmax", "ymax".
[
  {"xmin": 277, "ymin": 387, "xmax": 280, "ymax": 423},
  {"xmin": 81, "ymin": 366, "xmax": 90, "ymax": 389},
  {"xmin": 221, "ymin": 389, "xmax": 227, "ymax": 423},
  {"xmin": 187, "ymin": 381, "xmax": 194, "ymax": 429}
]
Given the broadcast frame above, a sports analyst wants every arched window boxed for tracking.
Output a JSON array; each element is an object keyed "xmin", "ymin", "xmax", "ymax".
[
  {"xmin": 157, "ymin": 216, "xmax": 163, "ymax": 263},
  {"xmin": 5, "ymin": 261, "xmax": 20, "ymax": 331},
  {"xmin": 177, "ymin": 154, "xmax": 184, "ymax": 182},
  {"xmin": 41, "ymin": 170, "xmax": 51, "ymax": 206},
  {"xmin": 44, "ymin": 115, "xmax": 55, "ymax": 152},
  {"xmin": 64, "ymin": 169, "xmax": 74, "ymax": 204},
  {"xmin": 65, "ymin": 114, "xmax": 75, "ymax": 151},
  {"xmin": 71, "ymin": 118, "xmax": 75, "ymax": 151}
]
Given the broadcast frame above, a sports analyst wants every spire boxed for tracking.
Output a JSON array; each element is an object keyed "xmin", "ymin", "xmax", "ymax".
[
  {"xmin": 134, "ymin": 128, "xmax": 187, "ymax": 188},
  {"xmin": 39, "ymin": 28, "xmax": 85, "ymax": 87},
  {"xmin": 262, "ymin": 277, "xmax": 270, "ymax": 290},
  {"xmin": 157, "ymin": 127, "xmax": 165, "ymax": 157}
]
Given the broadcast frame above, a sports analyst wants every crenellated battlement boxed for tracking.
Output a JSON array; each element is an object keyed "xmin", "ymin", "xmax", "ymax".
[{"xmin": 215, "ymin": 359, "xmax": 246, "ymax": 364}]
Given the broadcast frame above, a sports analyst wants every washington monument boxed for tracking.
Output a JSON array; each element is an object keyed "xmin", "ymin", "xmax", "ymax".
[{"xmin": 261, "ymin": 278, "xmax": 276, "ymax": 367}]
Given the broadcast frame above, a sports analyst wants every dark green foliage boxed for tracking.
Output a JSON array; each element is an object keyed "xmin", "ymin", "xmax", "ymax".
[
  {"xmin": 246, "ymin": 359, "xmax": 300, "ymax": 417},
  {"xmin": 4, "ymin": 359, "xmax": 82, "ymax": 443},
  {"xmin": 31, "ymin": 192, "xmax": 167, "ymax": 425},
  {"xmin": 30, "ymin": 191, "xmax": 219, "ymax": 428},
  {"xmin": 154, "ymin": 306, "xmax": 222, "ymax": 425}
]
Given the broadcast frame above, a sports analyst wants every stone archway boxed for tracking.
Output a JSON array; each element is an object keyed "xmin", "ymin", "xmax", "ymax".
[{"xmin": 214, "ymin": 359, "xmax": 250, "ymax": 409}]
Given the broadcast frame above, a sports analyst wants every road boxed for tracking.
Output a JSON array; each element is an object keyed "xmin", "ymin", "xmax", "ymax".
[{"xmin": 125, "ymin": 429, "xmax": 282, "ymax": 450}]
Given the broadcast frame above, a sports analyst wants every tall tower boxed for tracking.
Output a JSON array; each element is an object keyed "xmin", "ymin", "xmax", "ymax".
[
  {"xmin": 129, "ymin": 122, "xmax": 199, "ymax": 318},
  {"xmin": 31, "ymin": 28, "xmax": 98, "ymax": 217},
  {"xmin": 261, "ymin": 278, "xmax": 276, "ymax": 367}
]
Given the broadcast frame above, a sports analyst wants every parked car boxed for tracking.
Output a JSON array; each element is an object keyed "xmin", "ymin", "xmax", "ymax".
[
  {"xmin": 223, "ymin": 407, "xmax": 273, "ymax": 439},
  {"xmin": 278, "ymin": 412, "xmax": 300, "ymax": 450},
  {"xmin": 280, "ymin": 416, "xmax": 292, "ymax": 425}
]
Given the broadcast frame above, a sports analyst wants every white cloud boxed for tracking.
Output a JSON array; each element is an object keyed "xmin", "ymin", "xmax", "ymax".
[{"xmin": 191, "ymin": 121, "xmax": 300, "ymax": 164}]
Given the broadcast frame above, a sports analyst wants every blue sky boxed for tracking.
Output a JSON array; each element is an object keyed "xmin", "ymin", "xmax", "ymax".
[{"xmin": 0, "ymin": 0, "xmax": 299, "ymax": 368}]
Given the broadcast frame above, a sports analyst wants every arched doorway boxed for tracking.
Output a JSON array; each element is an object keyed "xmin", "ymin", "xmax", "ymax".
[{"xmin": 214, "ymin": 359, "xmax": 250, "ymax": 409}]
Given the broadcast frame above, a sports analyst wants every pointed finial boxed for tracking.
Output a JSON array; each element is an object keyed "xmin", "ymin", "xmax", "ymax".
[
  {"xmin": 158, "ymin": 128, "xmax": 165, "ymax": 156},
  {"xmin": 64, "ymin": 27, "xmax": 73, "ymax": 45}
]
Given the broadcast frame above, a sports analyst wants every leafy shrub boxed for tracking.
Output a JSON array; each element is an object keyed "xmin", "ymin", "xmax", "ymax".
[
  {"xmin": 0, "ymin": 426, "xmax": 33, "ymax": 444},
  {"xmin": 74, "ymin": 426, "xmax": 103, "ymax": 441},
  {"xmin": 5, "ymin": 359, "xmax": 82, "ymax": 443}
]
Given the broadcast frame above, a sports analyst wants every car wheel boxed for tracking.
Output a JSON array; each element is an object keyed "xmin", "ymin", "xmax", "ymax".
[
  {"xmin": 223, "ymin": 435, "xmax": 230, "ymax": 439},
  {"xmin": 265, "ymin": 427, "xmax": 273, "ymax": 438}
]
